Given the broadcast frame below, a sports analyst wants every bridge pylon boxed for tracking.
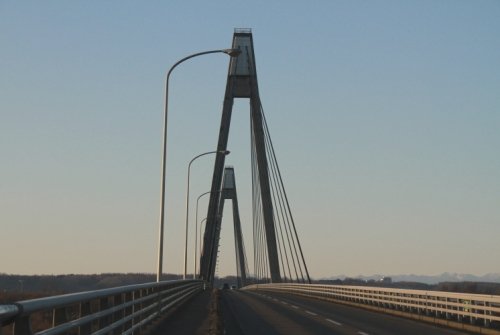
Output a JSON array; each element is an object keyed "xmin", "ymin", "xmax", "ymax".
[
  {"xmin": 211, "ymin": 166, "xmax": 248, "ymax": 287},
  {"xmin": 199, "ymin": 29, "xmax": 282, "ymax": 283}
]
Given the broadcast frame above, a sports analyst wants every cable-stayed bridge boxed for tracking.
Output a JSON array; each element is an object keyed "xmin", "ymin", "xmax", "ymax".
[{"xmin": 1, "ymin": 29, "xmax": 499, "ymax": 335}]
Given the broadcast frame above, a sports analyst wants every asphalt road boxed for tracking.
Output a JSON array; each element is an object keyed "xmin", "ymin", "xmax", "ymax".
[{"xmin": 220, "ymin": 290, "xmax": 473, "ymax": 335}]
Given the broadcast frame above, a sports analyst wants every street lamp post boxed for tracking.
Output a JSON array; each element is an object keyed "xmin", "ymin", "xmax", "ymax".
[
  {"xmin": 194, "ymin": 191, "xmax": 211, "ymax": 278},
  {"xmin": 157, "ymin": 48, "xmax": 240, "ymax": 282},
  {"xmin": 184, "ymin": 151, "xmax": 230, "ymax": 279}
]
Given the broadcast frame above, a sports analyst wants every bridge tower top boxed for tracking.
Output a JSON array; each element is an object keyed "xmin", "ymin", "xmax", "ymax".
[{"xmin": 228, "ymin": 29, "xmax": 259, "ymax": 97}]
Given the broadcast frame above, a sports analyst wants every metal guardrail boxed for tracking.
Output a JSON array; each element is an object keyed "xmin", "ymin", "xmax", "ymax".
[
  {"xmin": 0, "ymin": 280, "xmax": 204, "ymax": 335},
  {"xmin": 244, "ymin": 283, "xmax": 500, "ymax": 329}
]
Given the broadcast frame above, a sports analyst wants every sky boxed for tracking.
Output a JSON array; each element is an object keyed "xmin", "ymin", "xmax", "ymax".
[{"xmin": 1, "ymin": 1, "xmax": 499, "ymax": 280}]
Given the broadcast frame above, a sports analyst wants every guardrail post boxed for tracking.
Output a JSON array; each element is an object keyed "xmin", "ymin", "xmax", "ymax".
[
  {"xmin": 99, "ymin": 297, "xmax": 110, "ymax": 330},
  {"xmin": 156, "ymin": 286, "xmax": 162, "ymax": 316},
  {"xmin": 470, "ymin": 300, "xmax": 475, "ymax": 325},
  {"xmin": 484, "ymin": 301, "xmax": 491, "ymax": 327},
  {"xmin": 53, "ymin": 306, "xmax": 68, "ymax": 328},
  {"xmin": 79, "ymin": 301, "xmax": 91, "ymax": 335},
  {"xmin": 113, "ymin": 293, "xmax": 123, "ymax": 334},
  {"xmin": 137, "ymin": 288, "xmax": 146, "ymax": 334},
  {"xmin": 123, "ymin": 292, "xmax": 133, "ymax": 332},
  {"xmin": 425, "ymin": 295, "xmax": 430, "ymax": 316},
  {"xmin": 132, "ymin": 290, "xmax": 140, "ymax": 333}
]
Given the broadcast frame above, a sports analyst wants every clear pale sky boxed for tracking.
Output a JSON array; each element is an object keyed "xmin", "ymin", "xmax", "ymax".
[{"xmin": 1, "ymin": 1, "xmax": 499, "ymax": 279}]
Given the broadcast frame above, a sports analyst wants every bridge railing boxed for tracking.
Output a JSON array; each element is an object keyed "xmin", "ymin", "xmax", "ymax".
[
  {"xmin": 244, "ymin": 283, "xmax": 500, "ymax": 329},
  {"xmin": 0, "ymin": 279, "xmax": 204, "ymax": 335}
]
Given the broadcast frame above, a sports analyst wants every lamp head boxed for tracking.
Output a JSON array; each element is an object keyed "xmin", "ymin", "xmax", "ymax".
[{"xmin": 223, "ymin": 48, "xmax": 241, "ymax": 57}]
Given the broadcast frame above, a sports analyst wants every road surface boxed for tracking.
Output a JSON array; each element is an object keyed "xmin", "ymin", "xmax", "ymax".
[{"xmin": 220, "ymin": 290, "xmax": 472, "ymax": 335}]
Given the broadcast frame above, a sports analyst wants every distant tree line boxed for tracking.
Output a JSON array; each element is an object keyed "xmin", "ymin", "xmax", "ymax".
[{"xmin": 0, "ymin": 273, "xmax": 181, "ymax": 301}]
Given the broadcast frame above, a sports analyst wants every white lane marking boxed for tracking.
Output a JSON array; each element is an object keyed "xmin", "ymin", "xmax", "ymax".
[
  {"xmin": 291, "ymin": 305, "xmax": 299, "ymax": 309},
  {"xmin": 325, "ymin": 318, "xmax": 342, "ymax": 326},
  {"xmin": 281, "ymin": 301, "xmax": 288, "ymax": 305},
  {"xmin": 305, "ymin": 310, "xmax": 317, "ymax": 316},
  {"xmin": 358, "ymin": 332, "xmax": 370, "ymax": 335}
]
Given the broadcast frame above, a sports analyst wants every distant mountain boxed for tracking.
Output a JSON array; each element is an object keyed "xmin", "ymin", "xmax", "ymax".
[{"xmin": 323, "ymin": 272, "xmax": 500, "ymax": 284}]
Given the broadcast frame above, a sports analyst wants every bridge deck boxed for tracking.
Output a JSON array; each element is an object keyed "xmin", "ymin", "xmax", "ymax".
[
  {"xmin": 147, "ymin": 289, "xmax": 478, "ymax": 335},
  {"xmin": 220, "ymin": 290, "xmax": 473, "ymax": 335}
]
